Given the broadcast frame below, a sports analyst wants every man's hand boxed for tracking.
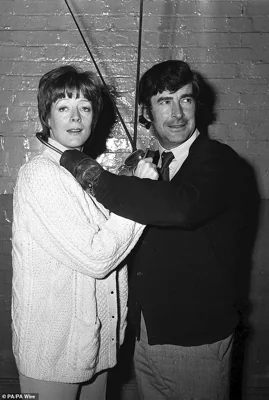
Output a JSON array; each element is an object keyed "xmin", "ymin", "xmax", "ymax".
[{"xmin": 133, "ymin": 157, "xmax": 159, "ymax": 180}]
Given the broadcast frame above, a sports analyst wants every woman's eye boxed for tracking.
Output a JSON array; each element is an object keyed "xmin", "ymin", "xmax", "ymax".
[
  {"xmin": 81, "ymin": 106, "xmax": 92, "ymax": 112},
  {"xmin": 58, "ymin": 106, "xmax": 68, "ymax": 112}
]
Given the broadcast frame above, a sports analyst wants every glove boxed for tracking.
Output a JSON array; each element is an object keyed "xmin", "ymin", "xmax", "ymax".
[
  {"xmin": 60, "ymin": 150, "xmax": 104, "ymax": 196},
  {"xmin": 118, "ymin": 164, "xmax": 134, "ymax": 176},
  {"xmin": 118, "ymin": 149, "xmax": 146, "ymax": 176}
]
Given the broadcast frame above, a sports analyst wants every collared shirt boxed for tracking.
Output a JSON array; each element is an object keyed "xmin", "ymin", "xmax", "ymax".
[
  {"xmin": 47, "ymin": 137, "xmax": 70, "ymax": 153},
  {"xmin": 158, "ymin": 129, "xmax": 200, "ymax": 180}
]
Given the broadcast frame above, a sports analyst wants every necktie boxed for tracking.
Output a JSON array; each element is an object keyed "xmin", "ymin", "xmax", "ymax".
[{"xmin": 159, "ymin": 151, "xmax": 174, "ymax": 181}]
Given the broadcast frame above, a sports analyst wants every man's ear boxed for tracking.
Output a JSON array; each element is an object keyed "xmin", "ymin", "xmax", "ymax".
[
  {"xmin": 139, "ymin": 115, "xmax": 151, "ymax": 129},
  {"xmin": 138, "ymin": 106, "xmax": 152, "ymax": 129}
]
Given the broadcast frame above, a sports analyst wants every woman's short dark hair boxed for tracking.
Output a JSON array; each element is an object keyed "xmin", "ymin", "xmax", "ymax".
[
  {"xmin": 37, "ymin": 65, "xmax": 103, "ymax": 139},
  {"xmin": 139, "ymin": 60, "xmax": 200, "ymax": 121}
]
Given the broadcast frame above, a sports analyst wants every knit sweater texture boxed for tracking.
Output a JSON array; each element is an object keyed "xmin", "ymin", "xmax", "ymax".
[{"xmin": 11, "ymin": 145, "xmax": 144, "ymax": 383}]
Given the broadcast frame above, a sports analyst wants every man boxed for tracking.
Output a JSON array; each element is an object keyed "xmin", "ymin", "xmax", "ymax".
[{"xmin": 60, "ymin": 60, "xmax": 257, "ymax": 399}]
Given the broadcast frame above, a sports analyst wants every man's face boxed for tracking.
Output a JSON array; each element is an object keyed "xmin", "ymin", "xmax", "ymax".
[{"xmin": 149, "ymin": 83, "xmax": 196, "ymax": 150}]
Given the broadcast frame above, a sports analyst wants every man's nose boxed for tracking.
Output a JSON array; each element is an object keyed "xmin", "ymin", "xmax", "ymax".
[{"xmin": 171, "ymin": 101, "xmax": 184, "ymax": 119}]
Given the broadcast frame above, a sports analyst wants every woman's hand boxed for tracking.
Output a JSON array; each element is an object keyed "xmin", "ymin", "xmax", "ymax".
[{"xmin": 133, "ymin": 157, "xmax": 159, "ymax": 180}]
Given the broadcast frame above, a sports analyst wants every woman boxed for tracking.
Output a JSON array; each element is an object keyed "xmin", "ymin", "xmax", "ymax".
[{"xmin": 11, "ymin": 65, "xmax": 158, "ymax": 400}]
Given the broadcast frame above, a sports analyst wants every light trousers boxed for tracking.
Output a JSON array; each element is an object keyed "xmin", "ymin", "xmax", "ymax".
[
  {"xmin": 134, "ymin": 314, "xmax": 233, "ymax": 400},
  {"xmin": 19, "ymin": 370, "xmax": 108, "ymax": 400}
]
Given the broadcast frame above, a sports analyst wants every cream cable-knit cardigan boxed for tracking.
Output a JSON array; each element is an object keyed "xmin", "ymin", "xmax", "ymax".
[{"xmin": 11, "ymin": 143, "xmax": 144, "ymax": 383}]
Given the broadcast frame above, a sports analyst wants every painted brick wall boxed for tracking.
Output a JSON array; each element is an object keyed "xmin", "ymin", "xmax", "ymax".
[
  {"xmin": 0, "ymin": 194, "xmax": 16, "ymax": 382},
  {"xmin": 0, "ymin": 0, "xmax": 269, "ymax": 196},
  {"xmin": 1, "ymin": 0, "xmax": 269, "ymax": 397}
]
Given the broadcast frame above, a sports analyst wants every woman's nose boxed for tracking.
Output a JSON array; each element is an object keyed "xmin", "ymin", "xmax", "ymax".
[{"xmin": 71, "ymin": 109, "xmax": 81, "ymax": 122}]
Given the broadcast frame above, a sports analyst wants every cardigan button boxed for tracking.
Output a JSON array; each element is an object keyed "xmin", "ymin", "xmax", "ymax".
[{"xmin": 137, "ymin": 271, "xmax": 143, "ymax": 276}]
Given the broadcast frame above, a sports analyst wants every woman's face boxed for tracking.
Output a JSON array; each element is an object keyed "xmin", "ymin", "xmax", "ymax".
[{"xmin": 47, "ymin": 93, "xmax": 93, "ymax": 150}]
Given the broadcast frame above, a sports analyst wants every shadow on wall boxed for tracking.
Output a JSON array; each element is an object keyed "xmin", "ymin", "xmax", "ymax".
[
  {"xmin": 83, "ymin": 84, "xmax": 117, "ymax": 159},
  {"xmin": 194, "ymin": 71, "xmax": 218, "ymax": 133},
  {"xmin": 230, "ymin": 158, "xmax": 261, "ymax": 398}
]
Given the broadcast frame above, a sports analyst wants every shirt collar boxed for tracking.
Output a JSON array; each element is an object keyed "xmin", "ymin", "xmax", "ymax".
[
  {"xmin": 42, "ymin": 137, "xmax": 83, "ymax": 163},
  {"xmin": 48, "ymin": 137, "xmax": 70, "ymax": 153}
]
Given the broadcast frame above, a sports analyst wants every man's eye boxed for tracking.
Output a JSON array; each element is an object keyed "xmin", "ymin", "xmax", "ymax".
[
  {"xmin": 58, "ymin": 106, "xmax": 68, "ymax": 112},
  {"xmin": 159, "ymin": 100, "xmax": 170, "ymax": 105},
  {"xmin": 182, "ymin": 97, "xmax": 193, "ymax": 104}
]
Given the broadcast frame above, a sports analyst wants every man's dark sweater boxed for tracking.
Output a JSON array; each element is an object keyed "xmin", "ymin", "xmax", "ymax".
[{"xmin": 94, "ymin": 134, "xmax": 258, "ymax": 346}]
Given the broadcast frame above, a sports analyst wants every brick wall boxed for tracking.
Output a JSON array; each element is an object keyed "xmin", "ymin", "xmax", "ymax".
[
  {"xmin": 0, "ymin": 0, "xmax": 269, "ymax": 196},
  {"xmin": 0, "ymin": 195, "xmax": 16, "ymax": 384},
  {"xmin": 0, "ymin": 0, "xmax": 269, "ymax": 397}
]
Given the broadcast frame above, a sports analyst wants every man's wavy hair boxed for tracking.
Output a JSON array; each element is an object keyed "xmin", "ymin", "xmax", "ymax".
[
  {"xmin": 139, "ymin": 60, "xmax": 201, "ymax": 125},
  {"xmin": 37, "ymin": 65, "xmax": 103, "ymax": 140}
]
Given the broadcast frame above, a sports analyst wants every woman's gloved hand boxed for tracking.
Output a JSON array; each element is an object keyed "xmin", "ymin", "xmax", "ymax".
[{"xmin": 60, "ymin": 150, "xmax": 104, "ymax": 196}]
